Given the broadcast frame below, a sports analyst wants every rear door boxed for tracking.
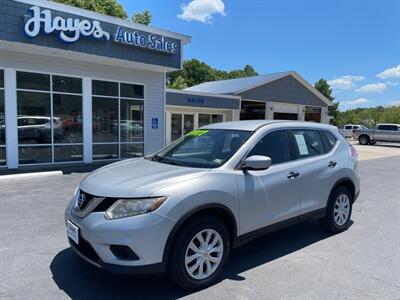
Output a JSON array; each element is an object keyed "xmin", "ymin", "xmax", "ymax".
[
  {"xmin": 289, "ymin": 129, "xmax": 336, "ymax": 214},
  {"xmin": 374, "ymin": 125, "xmax": 393, "ymax": 141}
]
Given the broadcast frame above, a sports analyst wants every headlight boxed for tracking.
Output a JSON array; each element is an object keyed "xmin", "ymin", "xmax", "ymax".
[
  {"xmin": 67, "ymin": 187, "xmax": 79, "ymax": 211},
  {"xmin": 105, "ymin": 197, "xmax": 167, "ymax": 220}
]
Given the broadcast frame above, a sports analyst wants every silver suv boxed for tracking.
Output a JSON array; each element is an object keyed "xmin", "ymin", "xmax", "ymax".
[{"xmin": 65, "ymin": 120, "xmax": 360, "ymax": 290}]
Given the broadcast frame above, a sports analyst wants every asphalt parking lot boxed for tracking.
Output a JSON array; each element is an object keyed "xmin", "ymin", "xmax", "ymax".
[{"xmin": 0, "ymin": 143, "xmax": 399, "ymax": 299}]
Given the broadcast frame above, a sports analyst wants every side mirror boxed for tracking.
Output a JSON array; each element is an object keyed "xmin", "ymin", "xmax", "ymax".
[{"xmin": 243, "ymin": 155, "xmax": 272, "ymax": 171}]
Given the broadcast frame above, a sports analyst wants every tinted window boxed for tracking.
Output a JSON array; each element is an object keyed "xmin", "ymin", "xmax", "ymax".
[
  {"xmin": 17, "ymin": 72, "xmax": 50, "ymax": 91},
  {"xmin": 0, "ymin": 69, "xmax": 3, "ymax": 88},
  {"xmin": 345, "ymin": 125, "xmax": 352, "ymax": 129},
  {"xmin": 292, "ymin": 129, "xmax": 325, "ymax": 158},
  {"xmin": 52, "ymin": 76, "xmax": 82, "ymax": 94},
  {"xmin": 377, "ymin": 125, "xmax": 398, "ymax": 131},
  {"xmin": 120, "ymin": 83, "xmax": 144, "ymax": 99},
  {"xmin": 248, "ymin": 130, "xmax": 291, "ymax": 165},
  {"xmin": 92, "ymin": 80, "xmax": 118, "ymax": 97},
  {"xmin": 321, "ymin": 131, "xmax": 338, "ymax": 152}
]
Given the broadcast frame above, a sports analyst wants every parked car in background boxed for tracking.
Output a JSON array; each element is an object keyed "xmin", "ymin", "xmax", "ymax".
[
  {"xmin": 353, "ymin": 123, "xmax": 400, "ymax": 145},
  {"xmin": 65, "ymin": 120, "xmax": 360, "ymax": 290},
  {"xmin": 340, "ymin": 124, "xmax": 368, "ymax": 138}
]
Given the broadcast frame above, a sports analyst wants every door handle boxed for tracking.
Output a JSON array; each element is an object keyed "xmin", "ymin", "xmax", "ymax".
[
  {"xmin": 287, "ymin": 171, "xmax": 300, "ymax": 179},
  {"xmin": 328, "ymin": 161, "xmax": 337, "ymax": 168}
]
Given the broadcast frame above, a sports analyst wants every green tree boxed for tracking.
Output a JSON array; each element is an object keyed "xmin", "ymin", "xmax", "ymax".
[
  {"xmin": 132, "ymin": 10, "xmax": 152, "ymax": 25},
  {"xmin": 314, "ymin": 78, "xmax": 340, "ymax": 126},
  {"xmin": 169, "ymin": 75, "xmax": 188, "ymax": 90},
  {"xmin": 168, "ymin": 59, "xmax": 259, "ymax": 88},
  {"xmin": 53, "ymin": 0, "xmax": 128, "ymax": 18}
]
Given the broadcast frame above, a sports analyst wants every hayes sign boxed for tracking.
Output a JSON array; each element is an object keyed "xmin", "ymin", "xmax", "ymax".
[{"xmin": 24, "ymin": 6, "xmax": 178, "ymax": 54}]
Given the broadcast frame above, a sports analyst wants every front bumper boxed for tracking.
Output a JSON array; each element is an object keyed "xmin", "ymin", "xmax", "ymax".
[
  {"xmin": 68, "ymin": 238, "xmax": 165, "ymax": 274},
  {"xmin": 65, "ymin": 209, "xmax": 176, "ymax": 273}
]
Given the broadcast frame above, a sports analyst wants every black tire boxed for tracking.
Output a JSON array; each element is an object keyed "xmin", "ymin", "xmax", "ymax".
[
  {"xmin": 168, "ymin": 215, "xmax": 230, "ymax": 291},
  {"xmin": 358, "ymin": 135, "xmax": 370, "ymax": 145},
  {"xmin": 319, "ymin": 186, "xmax": 353, "ymax": 233}
]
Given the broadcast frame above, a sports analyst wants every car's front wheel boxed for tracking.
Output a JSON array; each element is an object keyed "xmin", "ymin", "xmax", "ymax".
[
  {"xmin": 168, "ymin": 215, "xmax": 230, "ymax": 290},
  {"xmin": 320, "ymin": 186, "xmax": 353, "ymax": 233}
]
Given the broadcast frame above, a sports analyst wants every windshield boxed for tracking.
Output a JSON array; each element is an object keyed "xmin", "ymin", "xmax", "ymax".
[{"xmin": 152, "ymin": 129, "xmax": 252, "ymax": 168}]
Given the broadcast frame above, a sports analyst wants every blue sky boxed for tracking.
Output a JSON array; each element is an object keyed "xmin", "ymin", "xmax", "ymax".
[{"xmin": 119, "ymin": 0, "xmax": 400, "ymax": 110}]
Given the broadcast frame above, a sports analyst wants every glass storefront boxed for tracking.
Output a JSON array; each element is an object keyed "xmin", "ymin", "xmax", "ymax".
[
  {"xmin": 0, "ymin": 69, "xmax": 5, "ymax": 166},
  {"xmin": 170, "ymin": 112, "xmax": 223, "ymax": 142},
  {"xmin": 198, "ymin": 113, "xmax": 223, "ymax": 127},
  {"xmin": 92, "ymin": 80, "xmax": 144, "ymax": 160},
  {"xmin": 16, "ymin": 71, "xmax": 83, "ymax": 164}
]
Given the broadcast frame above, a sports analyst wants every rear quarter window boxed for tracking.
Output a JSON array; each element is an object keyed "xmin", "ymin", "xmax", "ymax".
[{"xmin": 321, "ymin": 131, "xmax": 338, "ymax": 152}]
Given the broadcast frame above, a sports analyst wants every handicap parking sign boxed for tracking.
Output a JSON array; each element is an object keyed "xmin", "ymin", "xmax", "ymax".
[{"xmin": 152, "ymin": 117, "xmax": 159, "ymax": 129}]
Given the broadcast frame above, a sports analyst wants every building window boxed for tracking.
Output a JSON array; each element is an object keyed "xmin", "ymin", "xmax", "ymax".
[
  {"xmin": 16, "ymin": 71, "xmax": 83, "ymax": 164},
  {"xmin": 240, "ymin": 101, "xmax": 266, "ymax": 120},
  {"xmin": 170, "ymin": 113, "xmax": 194, "ymax": 142},
  {"xmin": 305, "ymin": 106, "xmax": 321, "ymax": 123},
  {"xmin": 273, "ymin": 112, "xmax": 298, "ymax": 120},
  {"xmin": 92, "ymin": 80, "xmax": 144, "ymax": 160},
  {"xmin": 0, "ymin": 70, "xmax": 5, "ymax": 166},
  {"xmin": 198, "ymin": 113, "xmax": 223, "ymax": 127}
]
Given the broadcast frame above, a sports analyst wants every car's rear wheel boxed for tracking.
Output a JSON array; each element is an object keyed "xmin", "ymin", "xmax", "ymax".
[
  {"xmin": 168, "ymin": 216, "xmax": 230, "ymax": 290},
  {"xmin": 320, "ymin": 186, "xmax": 353, "ymax": 233},
  {"xmin": 358, "ymin": 135, "xmax": 370, "ymax": 145}
]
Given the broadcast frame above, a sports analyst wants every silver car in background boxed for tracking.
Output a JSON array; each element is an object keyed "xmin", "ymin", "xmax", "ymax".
[
  {"xmin": 354, "ymin": 123, "xmax": 400, "ymax": 145},
  {"xmin": 65, "ymin": 120, "xmax": 360, "ymax": 290}
]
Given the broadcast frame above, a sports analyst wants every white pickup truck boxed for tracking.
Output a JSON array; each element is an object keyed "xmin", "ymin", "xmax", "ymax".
[
  {"xmin": 340, "ymin": 124, "xmax": 368, "ymax": 138},
  {"xmin": 353, "ymin": 123, "xmax": 400, "ymax": 145}
]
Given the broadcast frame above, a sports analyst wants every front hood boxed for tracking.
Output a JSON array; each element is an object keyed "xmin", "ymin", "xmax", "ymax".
[{"xmin": 80, "ymin": 158, "xmax": 209, "ymax": 198}]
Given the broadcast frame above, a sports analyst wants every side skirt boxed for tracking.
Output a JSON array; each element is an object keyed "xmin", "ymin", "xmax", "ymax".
[{"xmin": 233, "ymin": 208, "xmax": 326, "ymax": 248}]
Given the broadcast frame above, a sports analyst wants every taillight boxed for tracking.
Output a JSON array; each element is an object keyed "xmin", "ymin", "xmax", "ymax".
[{"xmin": 350, "ymin": 144, "xmax": 358, "ymax": 158}]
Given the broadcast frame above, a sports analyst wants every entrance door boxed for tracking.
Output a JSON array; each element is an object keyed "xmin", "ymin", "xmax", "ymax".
[{"xmin": 170, "ymin": 113, "xmax": 194, "ymax": 142}]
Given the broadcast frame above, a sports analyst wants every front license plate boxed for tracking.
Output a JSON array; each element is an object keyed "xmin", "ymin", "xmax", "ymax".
[{"xmin": 66, "ymin": 220, "xmax": 79, "ymax": 244}]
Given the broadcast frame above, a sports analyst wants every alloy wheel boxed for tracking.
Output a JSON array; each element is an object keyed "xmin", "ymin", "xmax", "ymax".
[
  {"xmin": 333, "ymin": 194, "xmax": 350, "ymax": 226},
  {"xmin": 184, "ymin": 229, "xmax": 224, "ymax": 280}
]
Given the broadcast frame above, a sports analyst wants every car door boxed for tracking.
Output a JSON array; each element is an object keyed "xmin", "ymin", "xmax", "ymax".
[
  {"xmin": 235, "ymin": 129, "xmax": 301, "ymax": 234},
  {"xmin": 344, "ymin": 125, "xmax": 352, "ymax": 137},
  {"xmin": 374, "ymin": 125, "xmax": 392, "ymax": 141},
  {"xmin": 289, "ymin": 129, "xmax": 335, "ymax": 214},
  {"xmin": 385, "ymin": 125, "xmax": 400, "ymax": 142}
]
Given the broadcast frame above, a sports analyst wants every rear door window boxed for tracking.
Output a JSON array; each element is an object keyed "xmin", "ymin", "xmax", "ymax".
[
  {"xmin": 291, "ymin": 129, "xmax": 326, "ymax": 158},
  {"xmin": 248, "ymin": 130, "xmax": 291, "ymax": 165},
  {"xmin": 345, "ymin": 125, "xmax": 352, "ymax": 130},
  {"xmin": 377, "ymin": 125, "xmax": 397, "ymax": 131}
]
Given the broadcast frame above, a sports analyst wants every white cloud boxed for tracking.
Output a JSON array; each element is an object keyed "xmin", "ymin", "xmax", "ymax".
[
  {"xmin": 327, "ymin": 75, "xmax": 365, "ymax": 90},
  {"xmin": 343, "ymin": 98, "xmax": 372, "ymax": 106},
  {"xmin": 178, "ymin": 0, "xmax": 226, "ymax": 23},
  {"xmin": 386, "ymin": 81, "xmax": 399, "ymax": 86},
  {"xmin": 355, "ymin": 82, "xmax": 387, "ymax": 93},
  {"xmin": 388, "ymin": 100, "xmax": 400, "ymax": 107},
  {"xmin": 377, "ymin": 65, "xmax": 400, "ymax": 79}
]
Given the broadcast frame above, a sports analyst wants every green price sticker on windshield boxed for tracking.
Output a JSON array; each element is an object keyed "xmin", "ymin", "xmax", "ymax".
[{"xmin": 186, "ymin": 129, "xmax": 209, "ymax": 137}]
